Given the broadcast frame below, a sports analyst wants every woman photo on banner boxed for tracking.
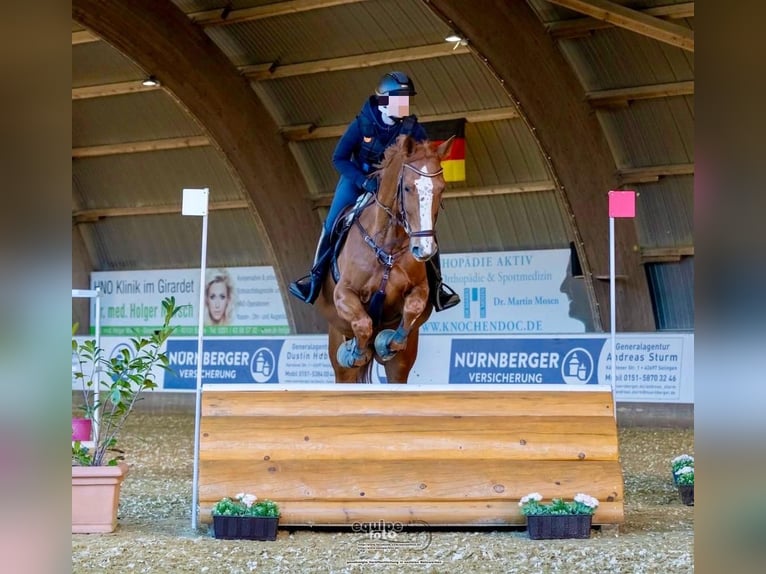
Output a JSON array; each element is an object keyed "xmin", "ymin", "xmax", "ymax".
[{"xmin": 204, "ymin": 268, "xmax": 236, "ymax": 326}]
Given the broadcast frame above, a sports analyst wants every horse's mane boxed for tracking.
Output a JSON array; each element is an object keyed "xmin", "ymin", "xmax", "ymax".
[{"xmin": 372, "ymin": 136, "xmax": 436, "ymax": 188}]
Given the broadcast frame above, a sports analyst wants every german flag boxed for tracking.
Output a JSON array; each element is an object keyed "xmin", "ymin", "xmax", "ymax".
[{"xmin": 423, "ymin": 118, "xmax": 466, "ymax": 182}]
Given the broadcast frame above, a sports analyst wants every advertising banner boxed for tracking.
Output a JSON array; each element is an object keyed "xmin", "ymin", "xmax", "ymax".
[
  {"xmin": 74, "ymin": 333, "xmax": 693, "ymax": 403},
  {"xmin": 90, "ymin": 267, "xmax": 289, "ymax": 336}
]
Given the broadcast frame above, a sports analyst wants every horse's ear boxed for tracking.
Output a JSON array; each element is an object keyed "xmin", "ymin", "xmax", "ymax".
[
  {"xmin": 436, "ymin": 135, "xmax": 456, "ymax": 160},
  {"xmin": 401, "ymin": 135, "xmax": 417, "ymax": 156}
]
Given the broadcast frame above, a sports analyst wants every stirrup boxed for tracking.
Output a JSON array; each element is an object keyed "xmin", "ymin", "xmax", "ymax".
[{"xmin": 434, "ymin": 284, "xmax": 460, "ymax": 312}]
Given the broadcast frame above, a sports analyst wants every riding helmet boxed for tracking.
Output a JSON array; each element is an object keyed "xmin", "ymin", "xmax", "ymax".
[{"xmin": 375, "ymin": 71, "xmax": 417, "ymax": 97}]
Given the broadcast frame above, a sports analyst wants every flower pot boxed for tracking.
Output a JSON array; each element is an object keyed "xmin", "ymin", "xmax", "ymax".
[
  {"xmin": 678, "ymin": 485, "xmax": 694, "ymax": 506},
  {"xmin": 526, "ymin": 514, "xmax": 593, "ymax": 540},
  {"xmin": 72, "ymin": 417, "xmax": 92, "ymax": 441},
  {"xmin": 72, "ymin": 462, "xmax": 129, "ymax": 533},
  {"xmin": 212, "ymin": 515, "xmax": 279, "ymax": 541}
]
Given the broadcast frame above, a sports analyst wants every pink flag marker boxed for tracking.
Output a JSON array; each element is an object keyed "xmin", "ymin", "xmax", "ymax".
[{"xmin": 608, "ymin": 190, "xmax": 636, "ymax": 218}]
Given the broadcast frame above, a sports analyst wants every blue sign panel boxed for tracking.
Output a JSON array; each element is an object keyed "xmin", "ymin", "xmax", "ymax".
[
  {"xmin": 449, "ymin": 338, "xmax": 606, "ymax": 384},
  {"xmin": 164, "ymin": 339, "xmax": 283, "ymax": 389}
]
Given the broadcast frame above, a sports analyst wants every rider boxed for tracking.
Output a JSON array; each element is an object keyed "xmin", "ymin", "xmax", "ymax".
[{"xmin": 288, "ymin": 71, "xmax": 461, "ymax": 312}]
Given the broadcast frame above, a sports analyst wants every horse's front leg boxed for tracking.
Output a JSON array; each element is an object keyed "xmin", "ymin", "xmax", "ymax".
[
  {"xmin": 374, "ymin": 283, "xmax": 429, "ymax": 361},
  {"xmin": 334, "ymin": 284, "xmax": 374, "ymax": 368}
]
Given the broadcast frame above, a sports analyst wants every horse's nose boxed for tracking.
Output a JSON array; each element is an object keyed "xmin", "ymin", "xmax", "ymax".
[{"xmin": 410, "ymin": 242, "xmax": 434, "ymax": 262}]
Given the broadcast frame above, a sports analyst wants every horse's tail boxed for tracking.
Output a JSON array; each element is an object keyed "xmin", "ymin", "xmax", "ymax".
[{"xmin": 361, "ymin": 359, "xmax": 374, "ymax": 384}]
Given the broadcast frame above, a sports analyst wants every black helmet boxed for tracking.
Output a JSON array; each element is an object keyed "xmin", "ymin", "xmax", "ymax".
[{"xmin": 375, "ymin": 71, "xmax": 416, "ymax": 97}]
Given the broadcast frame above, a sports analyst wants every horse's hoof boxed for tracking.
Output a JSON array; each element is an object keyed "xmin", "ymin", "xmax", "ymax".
[
  {"xmin": 374, "ymin": 329, "xmax": 397, "ymax": 362},
  {"xmin": 337, "ymin": 340, "xmax": 371, "ymax": 368}
]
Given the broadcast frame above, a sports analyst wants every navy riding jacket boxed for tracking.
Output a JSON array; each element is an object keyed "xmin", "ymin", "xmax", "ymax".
[{"xmin": 332, "ymin": 96, "xmax": 428, "ymax": 189}]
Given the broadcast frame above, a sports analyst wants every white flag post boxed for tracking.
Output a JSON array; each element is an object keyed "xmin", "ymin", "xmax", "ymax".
[
  {"xmin": 182, "ymin": 187, "xmax": 210, "ymax": 529},
  {"xmin": 607, "ymin": 190, "xmax": 636, "ymax": 418}
]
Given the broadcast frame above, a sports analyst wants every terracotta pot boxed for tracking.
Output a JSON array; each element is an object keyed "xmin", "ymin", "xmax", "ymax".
[
  {"xmin": 72, "ymin": 462, "xmax": 129, "ymax": 533},
  {"xmin": 71, "ymin": 417, "xmax": 92, "ymax": 441}
]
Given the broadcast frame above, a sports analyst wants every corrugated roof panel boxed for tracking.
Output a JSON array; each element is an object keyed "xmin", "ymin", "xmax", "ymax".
[
  {"xmin": 73, "ymin": 91, "xmax": 204, "ymax": 147},
  {"xmin": 559, "ymin": 26, "xmax": 694, "ymax": 91},
  {"xmin": 634, "ymin": 174, "xmax": 693, "ymax": 248},
  {"xmin": 256, "ymin": 53, "xmax": 513, "ymax": 127},
  {"xmin": 73, "ymin": 147, "xmax": 244, "ymax": 209},
  {"xmin": 86, "ymin": 209, "xmax": 270, "ymax": 270},
  {"xmin": 73, "ymin": 41, "xmax": 146, "ymax": 87},
  {"xmin": 289, "ymin": 116, "xmax": 549, "ymax": 199},
  {"xmin": 597, "ymin": 96, "xmax": 694, "ymax": 168},
  {"xmin": 465, "ymin": 120, "xmax": 551, "ymax": 186},
  {"xmin": 645, "ymin": 256, "xmax": 694, "ymax": 330},
  {"xmin": 205, "ymin": 0, "xmax": 447, "ymax": 66},
  {"xmin": 436, "ymin": 192, "xmax": 571, "ymax": 253}
]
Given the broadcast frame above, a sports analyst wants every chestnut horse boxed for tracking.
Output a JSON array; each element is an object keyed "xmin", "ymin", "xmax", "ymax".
[{"xmin": 315, "ymin": 135, "xmax": 454, "ymax": 383}]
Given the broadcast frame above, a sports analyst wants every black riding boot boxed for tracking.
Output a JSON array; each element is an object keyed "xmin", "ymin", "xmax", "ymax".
[
  {"xmin": 427, "ymin": 253, "xmax": 461, "ymax": 312},
  {"xmin": 288, "ymin": 229, "xmax": 333, "ymax": 304}
]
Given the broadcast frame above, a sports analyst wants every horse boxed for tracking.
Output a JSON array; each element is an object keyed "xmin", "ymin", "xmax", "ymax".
[{"xmin": 315, "ymin": 134, "xmax": 455, "ymax": 383}]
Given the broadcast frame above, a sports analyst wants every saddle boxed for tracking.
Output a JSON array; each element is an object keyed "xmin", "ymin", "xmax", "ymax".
[{"xmin": 329, "ymin": 192, "xmax": 374, "ymax": 283}]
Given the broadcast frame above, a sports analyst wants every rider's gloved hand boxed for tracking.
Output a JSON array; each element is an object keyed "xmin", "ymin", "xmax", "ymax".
[{"xmin": 362, "ymin": 177, "xmax": 379, "ymax": 194}]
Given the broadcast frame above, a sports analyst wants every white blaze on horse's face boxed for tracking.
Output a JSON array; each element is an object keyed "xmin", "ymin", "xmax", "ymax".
[{"xmin": 411, "ymin": 163, "xmax": 436, "ymax": 260}]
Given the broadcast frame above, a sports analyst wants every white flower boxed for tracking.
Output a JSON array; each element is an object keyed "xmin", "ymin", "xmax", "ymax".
[
  {"xmin": 674, "ymin": 466, "xmax": 694, "ymax": 476},
  {"xmin": 236, "ymin": 492, "xmax": 258, "ymax": 508},
  {"xmin": 574, "ymin": 493, "xmax": 599, "ymax": 508},
  {"xmin": 672, "ymin": 454, "xmax": 694, "ymax": 465},
  {"xmin": 519, "ymin": 492, "xmax": 543, "ymax": 505}
]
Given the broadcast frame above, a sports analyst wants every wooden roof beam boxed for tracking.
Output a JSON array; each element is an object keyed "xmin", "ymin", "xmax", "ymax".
[
  {"xmin": 72, "ymin": 80, "xmax": 162, "ymax": 100},
  {"xmin": 281, "ymin": 107, "xmax": 519, "ymax": 141},
  {"xmin": 189, "ymin": 0, "xmax": 368, "ymax": 27},
  {"xmin": 641, "ymin": 246, "xmax": 694, "ymax": 263},
  {"xmin": 587, "ymin": 80, "xmax": 694, "ymax": 108},
  {"xmin": 241, "ymin": 43, "xmax": 471, "ymax": 80},
  {"xmin": 618, "ymin": 163, "xmax": 694, "ymax": 184},
  {"xmin": 545, "ymin": 0, "xmax": 694, "ymax": 52},
  {"xmin": 72, "ymin": 200, "xmax": 249, "ymax": 225},
  {"xmin": 72, "ymin": 29, "xmax": 99, "ymax": 44},
  {"xmin": 72, "ymin": 135, "xmax": 210, "ymax": 158},
  {"xmin": 548, "ymin": 2, "xmax": 694, "ymax": 39},
  {"xmin": 312, "ymin": 181, "xmax": 556, "ymax": 208}
]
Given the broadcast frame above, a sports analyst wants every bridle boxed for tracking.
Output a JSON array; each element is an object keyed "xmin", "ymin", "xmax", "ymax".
[{"xmin": 373, "ymin": 161, "xmax": 444, "ymax": 239}]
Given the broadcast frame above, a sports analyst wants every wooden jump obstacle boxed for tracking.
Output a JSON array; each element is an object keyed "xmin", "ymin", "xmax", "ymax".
[{"xmin": 199, "ymin": 384, "xmax": 624, "ymax": 527}]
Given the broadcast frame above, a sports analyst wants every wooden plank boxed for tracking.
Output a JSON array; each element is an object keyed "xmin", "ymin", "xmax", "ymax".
[
  {"xmin": 202, "ymin": 390, "xmax": 615, "ymax": 418},
  {"xmin": 199, "ymin": 459, "xmax": 623, "ymax": 502},
  {"xmin": 72, "ymin": 135, "xmax": 210, "ymax": 158},
  {"xmin": 200, "ymin": 415, "xmax": 618, "ymax": 461},
  {"xmin": 546, "ymin": 0, "xmax": 693, "ymax": 52},
  {"xmin": 547, "ymin": 2, "xmax": 694, "ymax": 39},
  {"xmin": 243, "ymin": 44, "xmax": 470, "ymax": 80},
  {"xmin": 586, "ymin": 80, "xmax": 694, "ymax": 108},
  {"xmin": 189, "ymin": 0, "xmax": 367, "ymax": 27},
  {"xmin": 198, "ymin": 499, "xmax": 624, "ymax": 525},
  {"xmin": 73, "ymin": 80, "xmax": 161, "ymax": 100},
  {"xmin": 618, "ymin": 162, "xmax": 694, "ymax": 184}
]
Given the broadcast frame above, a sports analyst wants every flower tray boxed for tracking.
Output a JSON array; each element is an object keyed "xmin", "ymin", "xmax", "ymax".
[
  {"xmin": 678, "ymin": 485, "xmax": 694, "ymax": 506},
  {"xmin": 212, "ymin": 515, "xmax": 279, "ymax": 541},
  {"xmin": 526, "ymin": 514, "xmax": 592, "ymax": 540}
]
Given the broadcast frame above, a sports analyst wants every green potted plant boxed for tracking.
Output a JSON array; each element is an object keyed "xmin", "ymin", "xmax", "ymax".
[
  {"xmin": 71, "ymin": 296, "xmax": 182, "ymax": 533},
  {"xmin": 519, "ymin": 492, "xmax": 599, "ymax": 539},
  {"xmin": 674, "ymin": 464, "xmax": 694, "ymax": 506},
  {"xmin": 671, "ymin": 453, "xmax": 694, "ymax": 485},
  {"xmin": 211, "ymin": 493, "xmax": 281, "ymax": 540}
]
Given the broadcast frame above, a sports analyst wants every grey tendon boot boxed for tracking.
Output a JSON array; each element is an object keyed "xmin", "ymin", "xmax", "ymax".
[
  {"xmin": 289, "ymin": 229, "xmax": 333, "ymax": 304},
  {"xmin": 427, "ymin": 253, "xmax": 460, "ymax": 312}
]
